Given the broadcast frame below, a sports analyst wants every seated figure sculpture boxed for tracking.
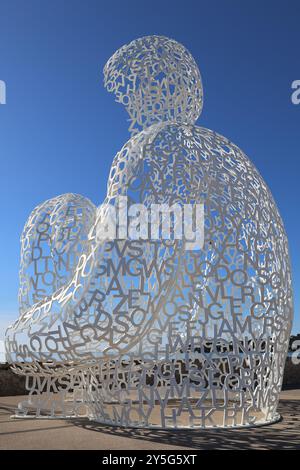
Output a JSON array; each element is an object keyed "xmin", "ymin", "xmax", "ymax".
[{"xmin": 5, "ymin": 36, "xmax": 293, "ymax": 428}]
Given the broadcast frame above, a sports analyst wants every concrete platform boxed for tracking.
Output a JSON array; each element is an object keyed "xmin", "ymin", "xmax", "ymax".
[{"xmin": 0, "ymin": 390, "xmax": 300, "ymax": 450}]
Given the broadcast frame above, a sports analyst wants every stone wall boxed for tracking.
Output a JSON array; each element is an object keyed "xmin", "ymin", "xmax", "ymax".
[
  {"xmin": 0, "ymin": 363, "xmax": 27, "ymax": 396},
  {"xmin": 282, "ymin": 357, "xmax": 300, "ymax": 389}
]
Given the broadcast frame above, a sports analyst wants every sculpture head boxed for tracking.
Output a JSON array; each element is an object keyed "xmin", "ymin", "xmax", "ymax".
[{"xmin": 104, "ymin": 35, "xmax": 203, "ymax": 134}]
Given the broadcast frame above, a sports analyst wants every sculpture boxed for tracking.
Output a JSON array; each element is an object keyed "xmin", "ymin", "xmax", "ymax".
[{"xmin": 5, "ymin": 36, "xmax": 293, "ymax": 428}]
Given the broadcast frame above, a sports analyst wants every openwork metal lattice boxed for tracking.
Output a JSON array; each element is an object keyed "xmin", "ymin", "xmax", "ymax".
[{"xmin": 5, "ymin": 36, "xmax": 293, "ymax": 428}]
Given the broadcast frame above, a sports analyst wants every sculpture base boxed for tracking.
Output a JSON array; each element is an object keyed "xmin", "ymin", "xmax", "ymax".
[
  {"xmin": 10, "ymin": 390, "xmax": 282, "ymax": 429},
  {"xmin": 10, "ymin": 412, "xmax": 281, "ymax": 430}
]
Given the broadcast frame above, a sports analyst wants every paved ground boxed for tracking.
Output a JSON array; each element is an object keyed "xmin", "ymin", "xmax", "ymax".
[{"xmin": 0, "ymin": 391, "xmax": 299, "ymax": 450}]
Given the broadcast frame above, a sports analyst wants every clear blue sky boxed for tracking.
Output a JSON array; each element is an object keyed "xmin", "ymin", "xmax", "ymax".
[{"xmin": 0, "ymin": 0, "xmax": 299, "ymax": 350}]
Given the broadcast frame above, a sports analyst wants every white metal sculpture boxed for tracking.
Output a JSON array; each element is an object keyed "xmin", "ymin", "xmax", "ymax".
[{"xmin": 5, "ymin": 36, "xmax": 293, "ymax": 428}]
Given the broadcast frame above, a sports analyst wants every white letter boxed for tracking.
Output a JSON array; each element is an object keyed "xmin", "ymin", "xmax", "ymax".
[
  {"xmin": 291, "ymin": 80, "xmax": 300, "ymax": 105},
  {"xmin": 184, "ymin": 203, "xmax": 204, "ymax": 250},
  {"xmin": 96, "ymin": 204, "xmax": 116, "ymax": 241},
  {"xmin": 150, "ymin": 204, "xmax": 182, "ymax": 240},
  {"xmin": 0, "ymin": 80, "xmax": 6, "ymax": 105},
  {"xmin": 117, "ymin": 196, "xmax": 128, "ymax": 239},
  {"xmin": 128, "ymin": 203, "xmax": 148, "ymax": 239}
]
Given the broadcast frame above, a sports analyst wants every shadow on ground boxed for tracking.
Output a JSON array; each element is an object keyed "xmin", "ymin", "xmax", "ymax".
[
  {"xmin": 70, "ymin": 400, "xmax": 300, "ymax": 450},
  {"xmin": 0, "ymin": 398, "xmax": 299, "ymax": 450}
]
